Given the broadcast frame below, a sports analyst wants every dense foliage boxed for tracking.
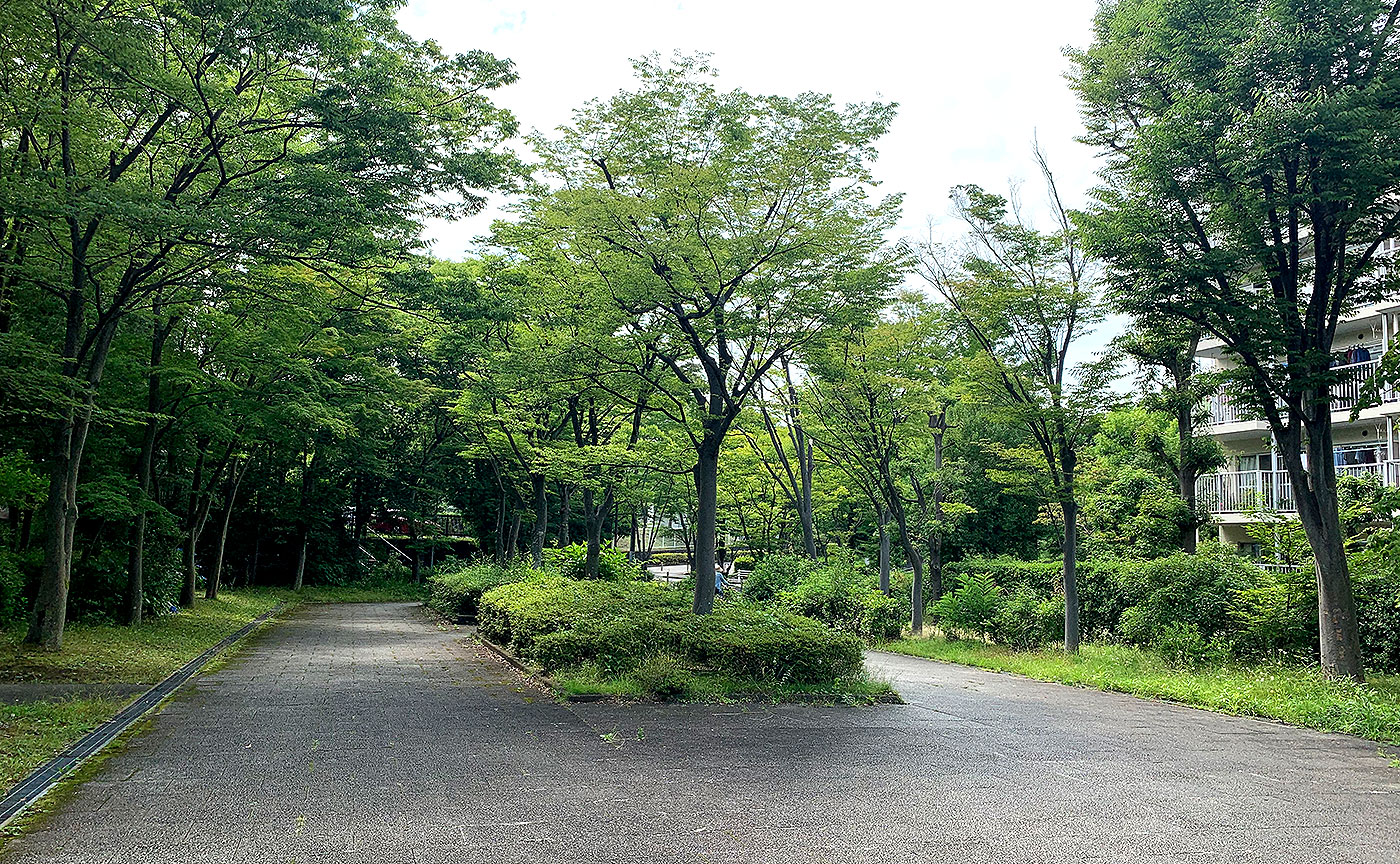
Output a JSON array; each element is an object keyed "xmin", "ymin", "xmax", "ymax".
[{"xmin": 477, "ymin": 576, "xmax": 864, "ymax": 687}]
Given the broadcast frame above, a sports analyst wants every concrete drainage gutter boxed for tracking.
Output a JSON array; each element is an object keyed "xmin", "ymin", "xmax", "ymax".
[{"xmin": 0, "ymin": 603, "xmax": 285, "ymax": 829}]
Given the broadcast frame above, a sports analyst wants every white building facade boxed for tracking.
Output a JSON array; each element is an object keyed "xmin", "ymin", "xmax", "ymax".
[{"xmin": 1195, "ymin": 300, "xmax": 1400, "ymax": 554}]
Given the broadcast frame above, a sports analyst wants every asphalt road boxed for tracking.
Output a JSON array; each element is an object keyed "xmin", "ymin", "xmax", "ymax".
[{"xmin": 5, "ymin": 602, "xmax": 1399, "ymax": 863}]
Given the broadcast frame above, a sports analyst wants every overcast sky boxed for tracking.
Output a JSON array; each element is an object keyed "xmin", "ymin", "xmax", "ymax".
[{"xmin": 396, "ymin": 0, "xmax": 1119, "ymax": 350}]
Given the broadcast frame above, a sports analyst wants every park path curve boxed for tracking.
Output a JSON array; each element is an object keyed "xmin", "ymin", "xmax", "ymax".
[{"xmin": 4, "ymin": 602, "xmax": 1399, "ymax": 863}]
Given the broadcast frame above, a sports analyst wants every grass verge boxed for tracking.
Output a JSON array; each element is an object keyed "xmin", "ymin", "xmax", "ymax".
[
  {"xmin": 0, "ymin": 696, "xmax": 130, "ymax": 789},
  {"xmin": 0, "ymin": 592, "xmax": 283, "ymax": 685},
  {"xmin": 883, "ymin": 637, "xmax": 1400, "ymax": 744}
]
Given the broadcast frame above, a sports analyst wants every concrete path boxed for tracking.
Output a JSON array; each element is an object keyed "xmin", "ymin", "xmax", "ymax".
[{"xmin": 4, "ymin": 603, "xmax": 1399, "ymax": 863}]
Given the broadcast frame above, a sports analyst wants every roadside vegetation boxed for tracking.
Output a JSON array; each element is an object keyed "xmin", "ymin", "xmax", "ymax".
[
  {"xmin": 431, "ymin": 549, "xmax": 894, "ymax": 703},
  {"xmin": 883, "ymin": 640, "xmax": 1400, "ymax": 745}
]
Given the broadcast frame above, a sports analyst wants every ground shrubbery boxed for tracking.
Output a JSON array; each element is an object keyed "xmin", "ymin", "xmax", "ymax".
[
  {"xmin": 543, "ymin": 543, "xmax": 647, "ymax": 581},
  {"xmin": 478, "ymin": 575, "xmax": 865, "ymax": 694},
  {"xmin": 769, "ymin": 549, "xmax": 904, "ymax": 642},
  {"xmin": 427, "ymin": 559, "xmax": 535, "ymax": 622},
  {"xmin": 745, "ymin": 549, "xmax": 905, "ymax": 642},
  {"xmin": 933, "ymin": 543, "xmax": 1400, "ymax": 670}
]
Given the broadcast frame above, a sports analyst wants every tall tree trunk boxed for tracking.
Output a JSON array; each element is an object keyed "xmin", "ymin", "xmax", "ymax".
[
  {"xmin": 27, "ymin": 305, "xmax": 117, "ymax": 648},
  {"xmin": 582, "ymin": 487, "xmax": 614, "ymax": 579},
  {"xmin": 1054, "ymin": 420, "xmax": 1081, "ymax": 654},
  {"xmin": 884, "ymin": 480, "xmax": 923, "ymax": 634},
  {"xmin": 27, "ymin": 419, "xmax": 80, "ymax": 649},
  {"xmin": 1285, "ymin": 415, "xmax": 1364, "ymax": 680},
  {"xmin": 180, "ymin": 445, "xmax": 207, "ymax": 608},
  {"xmin": 558, "ymin": 483, "xmax": 572, "ymax": 546},
  {"xmin": 408, "ymin": 518, "xmax": 421, "ymax": 583},
  {"xmin": 292, "ymin": 448, "xmax": 316, "ymax": 592},
  {"xmin": 877, "ymin": 507, "xmax": 891, "ymax": 595},
  {"xmin": 929, "ymin": 409, "xmax": 947, "ymax": 600},
  {"xmin": 494, "ymin": 490, "xmax": 508, "ymax": 564},
  {"xmin": 692, "ymin": 435, "xmax": 721, "ymax": 615},
  {"xmin": 1062, "ymin": 495, "xmax": 1080, "ymax": 653},
  {"xmin": 293, "ymin": 530, "xmax": 308, "ymax": 591},
  {"xmin": 126, "ymin": 315, "xmax": 172, "ymax": 624},
  {"xmin": 206, "ymin": 458, "xmax": 246, "ymax": 600},
  {"xmin": 1175, "ymin": 361, "xmax": 1199, "ymax": 553},
  {"xmin": 506, "ymin": 512, "xmax": 521, "ymax": 560},
  {"xmin": 530, "ymin": 473, "xmax": 547, "ymax": 567}
]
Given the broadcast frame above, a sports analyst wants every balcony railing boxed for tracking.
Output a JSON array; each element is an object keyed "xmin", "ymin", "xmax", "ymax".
[
  {"xmin": 1206, "ymin": 359, "xmax": 1388, "ymax": 425},
  {"xmin": 1196, "ymin": 470, "xmax": 1296, "ymax": 514},
  {"xmin": 1197, "ymin": 461, "xmax": 1399, "ymax": 514}
]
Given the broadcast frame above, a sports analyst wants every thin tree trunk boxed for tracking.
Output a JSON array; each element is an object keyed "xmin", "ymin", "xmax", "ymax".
[
  {"xmin": 558, "ymin": 483, "xmax": 572, "ymax": 546},
  {"xmin": 408, "ymin": 518, "xmax": 421, "ymax": 583},
  {"xmin": 877, "ymin": 507, "xmax": 891, "ymax": 595},
  {"xmin": 293, "ymin": 530, "xmax": 308, "ymax": 591},
  {"xmin": 180, "ymin": 445, "xmax": 207, "ymax": 608},
  {"xmin": 530, "ymin": 473, "xmax": 547, "ymax": 567},
  {"xmin": 1062, "ymin": 495, "xmax": 1080, "ymax": 654},
  {"xmin": 1176, "ymin": 363, "xmax": 1199, "ymax": 554},
  {"xmin": 884, "ymin": 481, "xmax": 923, "ymax": 634},
  {"xmin": 206, "ymin": 458, "xmax": 246, "ymax": 600},
  {"xmin": 495, "ymin": 490, "xmax": 508, "ymax": 564},
  {"xmin": 127, "ymin": 316, "xmax": 171, "ymax": 624},
  {"xmin": 27, "ymin": 419, "xmax": 79, "ymax": 649},
  {"xmin": 506, "ymin": 512, "xmax": 521, "ymax": 560}
]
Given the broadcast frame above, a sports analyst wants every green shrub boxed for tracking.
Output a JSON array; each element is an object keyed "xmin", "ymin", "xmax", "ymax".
[
  {"xmin": 0, "ymin": 547, "xmax": 28, "ymax": 625},
  {"xmin": 1229, "ymin": 564, "xmax": 1318, "ymax": 660},
  {"xmin": 678, "ymin": 606, "xmax": 864, "ymax": 684},
  {"xmin": 769, "ymin": 548, "xmax": 903, "ymax": 642},
  {"xmin": 543, "ymin": 543, "xmax": 644, "ymax": 581},
  {"xmin": 1153, "ymin": 621, "xmax": 1212, "ymax": 668},
  {"xmin": 478, "ymin": 576, "xmax": 863, "ymax": 685},
  {"xmin": 638, "ymin": 550, "xmax": 691, "ymax": 568},
  {"xmin": 1113, "ymin": 551, "xmax": 1247, "ymax": 645},
  {"xmin": 991, "ymin": 588, "xmax": 1062, "ymax": 650},
  {"xmin": 777, "ymin": 575, "xmax": 902, "ymax": 642},
  {"xmin": 945, "ymin": 557, "xmax": 1059, "ymax": 595},
  {"xmin": 1076, "ymin": 559, "xmax": 1138, "ymax": 639},
  {"xmin": 1346, "ymin": 534, "xmax": 1400, "ymax": 672},
  {"xmin": 628, "ymin": 653, "xmax": 693, "ymax": 699},
  {"xmin": 531, "ymin": 614, "xmax": 674, "ymax": 674},
  {"xmin": 428, "ymin": 559, "xmax": 534, "ymax": 622},
  {"xmin": 742, "ymin": 553, "xmax": 817, "ymax": 602},
  {"xmin": 932, "ymin": 572, "xmax": 1001, "ymax": 640},
  {"xmin": 478, "ymin": 576, "xmax": 683, "ymax": 650}
]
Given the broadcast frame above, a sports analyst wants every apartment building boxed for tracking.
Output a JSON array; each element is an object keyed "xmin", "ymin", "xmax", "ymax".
[{"xmin": 1195, "ymin": 298, "xmax": 1400, "ymax": 553}]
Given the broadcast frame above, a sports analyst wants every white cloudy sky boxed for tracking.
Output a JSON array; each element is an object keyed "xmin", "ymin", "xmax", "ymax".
[
  {"xmin": 399, "ymin": 0, "xmax": 1103, "ymax": 250},
  {"xmin": 396, "ymin": 0, "xmax": 1121, "ymax": 353}
]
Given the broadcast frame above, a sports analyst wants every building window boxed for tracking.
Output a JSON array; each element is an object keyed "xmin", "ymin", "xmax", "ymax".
[{"xmin": 1237, "ymin": 453, "xmax": 1273, "ymax": 472}]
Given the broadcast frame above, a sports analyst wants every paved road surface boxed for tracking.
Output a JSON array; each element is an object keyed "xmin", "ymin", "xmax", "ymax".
[{"xmin": 5, "ymin": 602, "xmax": 1399, "ymax": 863}]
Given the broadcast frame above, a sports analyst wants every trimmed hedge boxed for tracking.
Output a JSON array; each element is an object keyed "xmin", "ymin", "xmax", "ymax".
[
  {"xmin": 478, "ymin": 576, "xmax": 863, "ymax": 685},
  {"xmin": 427, "ymin": 559, "xmax": 534, "ymax": 623}
]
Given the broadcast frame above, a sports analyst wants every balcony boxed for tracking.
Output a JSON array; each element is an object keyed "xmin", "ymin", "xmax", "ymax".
[
  {"xmin": 1196, "ymin": 461, "xmax": 1400, "ymax": 514},
  {"xmin": 1206, "ymin": 359, "xmax": 1386, "ymax": 426}
]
